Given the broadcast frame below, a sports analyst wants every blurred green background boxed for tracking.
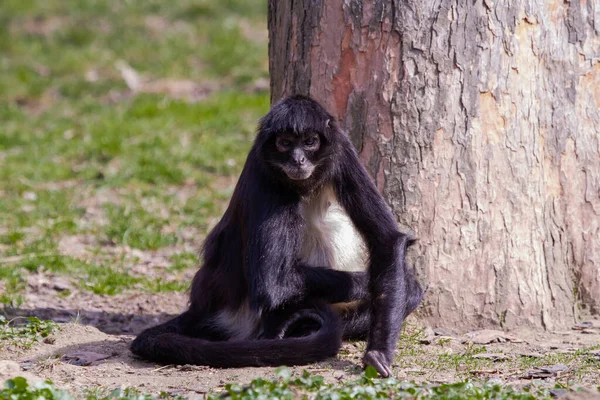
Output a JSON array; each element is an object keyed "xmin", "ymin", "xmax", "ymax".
[{"xmin": 0, "ymin": 0, "xmax": 270, "ymax": 303}]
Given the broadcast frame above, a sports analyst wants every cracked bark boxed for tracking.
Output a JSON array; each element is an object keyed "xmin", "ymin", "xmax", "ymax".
[{"xmin": 268, "ymin": 0, "xmax": 600, "ymax": 330}]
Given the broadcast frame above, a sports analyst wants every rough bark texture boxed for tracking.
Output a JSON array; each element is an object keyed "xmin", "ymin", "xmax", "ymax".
[{"xmin": 268, "ymin": 0, "xmax": 600, "ymax": 331}]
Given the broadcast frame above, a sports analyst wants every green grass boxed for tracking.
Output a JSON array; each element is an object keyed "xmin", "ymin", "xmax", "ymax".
[
  {"xmin": 0, "ymin": 0, "xmax": 268, "ymax": 100},
  {"xmin": 0, "ymin": 0, "xmax": 269, "ymax": 302}
]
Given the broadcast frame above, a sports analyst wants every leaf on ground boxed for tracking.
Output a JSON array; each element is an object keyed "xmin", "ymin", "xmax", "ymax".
[{"xmin": 61, "ymin": 351, "xmax": 110, "ymax": 366}]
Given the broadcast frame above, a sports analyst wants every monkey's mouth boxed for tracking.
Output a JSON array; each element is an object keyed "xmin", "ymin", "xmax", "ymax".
[{"xmin": 281, "ymin": 165, "xmax": 314, "ymax": 181}]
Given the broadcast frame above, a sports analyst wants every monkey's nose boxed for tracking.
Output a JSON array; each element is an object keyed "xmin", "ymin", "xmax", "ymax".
[{"xmin": 294, "ymin": 156, "xmax": 306, "ymax": 166}]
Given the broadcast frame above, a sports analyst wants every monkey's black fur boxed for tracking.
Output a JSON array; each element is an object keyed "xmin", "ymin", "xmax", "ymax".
[{"xmin": 131, "ymin": 95, "xmax": 423, "ymax": 377}]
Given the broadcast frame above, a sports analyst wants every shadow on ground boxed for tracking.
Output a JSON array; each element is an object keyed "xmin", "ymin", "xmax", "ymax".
[{"xmin": 3, "ymin": 307, "xmax": 175, "ymax": 335}]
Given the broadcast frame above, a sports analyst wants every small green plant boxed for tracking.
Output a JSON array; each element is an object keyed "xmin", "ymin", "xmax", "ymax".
[
  {"xmin": 3, "ymin": 369, "xmax": 563, "ymax": 400},
  {"xmin": 204, "ymin": 366, "xmax": 556, "ymax": 399},
  {"xmin": 86, "ymin": 387, "xmax": 186, "ymax": 400},
  {"xmin": 3, "ymin": 377, "xmax": 186, "ymax": 400},
  {"xmin": 1, "ymin": 377, "xmax": 74, "ymax": 400},
  {"xmin": 0, "ymin": 316, "xmax": 59, "ymax": 349}
]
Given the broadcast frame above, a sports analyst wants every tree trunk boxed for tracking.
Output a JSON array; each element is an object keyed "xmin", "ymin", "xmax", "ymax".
[{"xmin": 268, "ymin": 0, "xmax": 600, "ymax": 331}]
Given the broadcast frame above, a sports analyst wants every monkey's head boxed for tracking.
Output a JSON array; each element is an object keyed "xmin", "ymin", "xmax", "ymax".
[
  {"xmin": 268, "ymin": 131, "xmax": 321, "ymax": 181},
  {"xmin": 256, "ymin": 95, "xmax": 338, "ymax": 189}
]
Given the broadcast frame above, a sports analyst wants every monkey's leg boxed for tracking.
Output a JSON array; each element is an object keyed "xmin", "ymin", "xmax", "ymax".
[
  {"xmin": 258, "ymin": 301, "xmax": 337, "ymax": 339},
  {"xmin": 332, "ymin": 300, "xmax": 371, "ymax": 340}
]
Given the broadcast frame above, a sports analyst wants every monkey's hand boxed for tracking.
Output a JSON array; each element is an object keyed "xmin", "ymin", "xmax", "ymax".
[{"xmin": 363, "ymin": 350, "xmax": 392, "ymax": 378}]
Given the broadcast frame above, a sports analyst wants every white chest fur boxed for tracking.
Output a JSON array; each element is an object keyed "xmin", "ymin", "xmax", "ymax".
[{"xmin": 300, "ymin": 185, "xmax": 368, "ymax": 271}]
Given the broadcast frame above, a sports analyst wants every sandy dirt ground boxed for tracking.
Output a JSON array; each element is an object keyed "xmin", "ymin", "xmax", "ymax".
[{"xmin": 1, "ymin": 272, "xmax": 599, "ymax": 399}]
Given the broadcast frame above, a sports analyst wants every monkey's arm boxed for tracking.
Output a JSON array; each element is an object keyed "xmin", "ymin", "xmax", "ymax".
[
  {"xmin": 334, "ymin": 140, "xmax": 423, "ymax": 377},
  {"xmin": 295, "ymin": 265, "xmax": 367, "ymax": 303},
  {"xmin": 246, "ymin": 200, "xmax": 305, "ymax": 312}
]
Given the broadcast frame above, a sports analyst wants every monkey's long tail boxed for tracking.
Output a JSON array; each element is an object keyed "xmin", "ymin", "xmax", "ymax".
[{"xmin": 130, "ymin": 308, "xmax": 343, "ymax": 368}]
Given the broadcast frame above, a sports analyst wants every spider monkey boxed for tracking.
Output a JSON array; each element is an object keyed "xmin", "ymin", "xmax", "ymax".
[{"xmin": 130, "ymin": 95, "xmax": 423, "ymax": 377}]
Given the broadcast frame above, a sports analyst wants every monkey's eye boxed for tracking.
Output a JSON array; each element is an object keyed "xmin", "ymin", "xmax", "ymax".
[
  {"xmin": 304, "ymin": 137, "xmax": 319, "ymax": 147},
  {"xmin": 276, "ymin": 138, "xmax": 293, "ymax": 152}
]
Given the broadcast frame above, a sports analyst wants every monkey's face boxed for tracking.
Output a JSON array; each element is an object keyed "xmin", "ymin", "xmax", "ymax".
[{"xmin": 269, "ymin": 132, "xmax": 322, "ymax": 181}]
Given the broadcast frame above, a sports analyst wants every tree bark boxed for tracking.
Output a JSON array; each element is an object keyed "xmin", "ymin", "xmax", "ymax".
[{"xmin": 268, "ymin": 0, "xmax": 600, "ymax": 331}]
